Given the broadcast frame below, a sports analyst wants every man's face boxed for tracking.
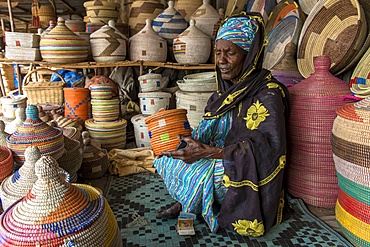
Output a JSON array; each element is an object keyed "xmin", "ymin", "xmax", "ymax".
[{"xmin": 215, "ymin": 39, "xmax": 246, "ymax": 84}]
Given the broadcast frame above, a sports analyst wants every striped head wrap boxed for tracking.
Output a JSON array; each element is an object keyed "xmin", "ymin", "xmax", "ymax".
[{"xmin": 215, "ymin": 16, "xmax": 259, "ymax": 52}]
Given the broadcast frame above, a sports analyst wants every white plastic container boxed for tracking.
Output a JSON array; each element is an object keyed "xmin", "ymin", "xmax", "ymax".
[
  {"xmin": 131, "ymin": 114, "xmax": 151, "ymax": 147},
  {"xmin": 138, "ymin": 92, "xmax": 172, "ymax": 115},
  {"xmin": 0, "ymin": 95, "xmax": 27, "ymax": 120}
]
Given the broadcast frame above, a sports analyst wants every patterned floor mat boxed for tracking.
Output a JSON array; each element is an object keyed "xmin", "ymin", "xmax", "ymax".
[{"xmin": 104, "ymin": 173, "xmax": 353, "ymax": 247}]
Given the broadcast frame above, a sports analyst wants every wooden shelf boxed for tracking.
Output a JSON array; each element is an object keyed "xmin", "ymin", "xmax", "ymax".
[{"xmin": 0, "ymin": 59, "xmax": 215, "ymax": 70}]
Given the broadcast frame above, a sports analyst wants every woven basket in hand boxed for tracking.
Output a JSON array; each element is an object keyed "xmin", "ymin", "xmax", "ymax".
[{"xmin": 22, "ymin": 68, "xmax": 66, "ymax": 106}]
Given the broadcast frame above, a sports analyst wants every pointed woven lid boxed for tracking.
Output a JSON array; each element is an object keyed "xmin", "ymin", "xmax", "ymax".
[
  {"xmin": 0, "ymin": 120, "xmax": 8, "ymax": 146},
  {"xmin": 176, "ymin": 19, "xmax": 210, "ymax": 39},
  {"xmin": 6, "ymin": 105, "xmax": 65, "ymax": 165},
  {"xmin": 0, "ymin": 155, "xmax": 121, "ymax": 246}
]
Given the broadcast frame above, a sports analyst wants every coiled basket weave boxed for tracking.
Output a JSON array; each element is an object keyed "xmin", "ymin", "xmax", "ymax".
[
  {"xmin": 145, "ymin": 108, "xmax": 191, "ymax": 155},
  {"xmin": 0, "ymin": 155, "xmax": 122, "ymax": 246},
  {"xmin": 332, "ymin": 97, "xmax": 370, "ymax": 247}
]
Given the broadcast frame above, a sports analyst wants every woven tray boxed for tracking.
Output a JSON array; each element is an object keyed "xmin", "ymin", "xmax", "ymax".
[
  {"xmin": 297, "ymin": 0, "xmax": 367, "ymax": 78},
  {"xmin": 22, "ymin": 68, "xmax": 66, "ymax": 106}
]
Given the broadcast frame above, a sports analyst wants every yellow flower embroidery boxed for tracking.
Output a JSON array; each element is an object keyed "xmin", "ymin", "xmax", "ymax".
[
  {"xmin": 244, "ymin": 100, "xmax": 269, "ymax": 130},
  {"xmin": 232, "ymin": 219, "xmax": 265, "ymax": 237}
]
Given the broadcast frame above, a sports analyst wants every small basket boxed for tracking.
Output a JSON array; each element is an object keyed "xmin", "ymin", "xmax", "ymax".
[{"xmin": 22, "ymin": 68, "xmax": 66, "ymax": 106}]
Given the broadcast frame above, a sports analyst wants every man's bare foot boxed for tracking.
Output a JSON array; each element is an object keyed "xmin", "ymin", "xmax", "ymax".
[{"xmin": 156, "ymin": 202, "xmax": 182, "ymax": 219}]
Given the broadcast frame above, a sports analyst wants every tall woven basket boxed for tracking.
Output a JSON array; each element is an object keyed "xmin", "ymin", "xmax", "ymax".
[
  {"xmin": 22, "ymin": 68, "xmax": 65, "ymax": 106},
  {"xmin": 145, "ymin": 108, "xmax": 192, "ymax": 155},
  {"xmin": 286, "ymin": 55, "xmax": 355, "ymax": 208},
  {"xmin": 332, "ymin": 97, "xmax": 370, "ymax": 247}
]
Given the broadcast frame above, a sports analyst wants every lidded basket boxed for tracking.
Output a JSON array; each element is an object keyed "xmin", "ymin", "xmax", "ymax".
[
  {"xmin": 332, "ymin": 96, "xmax": 370, "ymax": 247},
  {"xmin": 40, "ymin": 17, "xmax": 88, "ymax": 63},
  {"xmin": 6, "ymin": 105, "xmax": 65, "ymax": 165},
  {"xmin": 174, "ymin": 0, "xmax": 203, "ymax": 21},
  {"xmin": 90, "ymin": 20, "xmax": 128, "ymax": 62},
  {"xmin": 145, "ymin": 108, "xmax": 192, "ymax": 155},
  {"xmin": 129, "ymin": 19, "xmax": 167, "ymax": 62},
  {"xmin": 0, "ymin": 155, "xmax": 122, "ymax": 246},
  {"xmin": 173, "ymin": 19, "xmax": 211, "ymax": 64},
  {"xmin": 190, "ymin": 0, "xmax": 223, "ymax": 38},
  {"xmin": 286, "ymin": 55, "xmax": 354, "ymax": 208}
]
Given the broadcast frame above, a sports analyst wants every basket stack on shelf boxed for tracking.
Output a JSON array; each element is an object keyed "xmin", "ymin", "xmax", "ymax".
[
  {"xmin": 5, "ymin": 31, "xmax": 41, "ymax": 61},
  {"xmin": 133, "ymin": 71, "xmax": 170, "ymax": 148},
  {"xmin": 85, "ymin": 84, "xmax": 127, "ymax": 151},
  {"xmin": 176, "ymin": 71, "xmax": 216, "ymax": 128}
]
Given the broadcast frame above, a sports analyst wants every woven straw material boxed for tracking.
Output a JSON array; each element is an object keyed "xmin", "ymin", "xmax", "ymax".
[
  {"xmin": 176, "ymin": 90, "xmax": 213, "ymax": 128},
  {"xmin": 299, "ymin": 0, "xmax": 319, "ymax": 15},
  {"xmin": 0, "ymin": 146, "xmax": 14, "ymax": 183},
  {"xmin": 5, "ymin": 46, "xmax": 41, "ymax": 61},
  {"xmin": 173, "ymin": 19, "xmax": 212, "ymax": 64},
  {"xmin": 138, "ymin": 92, "xmax": 172, "ymax": 115},
  {"xmin": 131, "ymin": 114, "xmax": 151, "ymax": 148},
  {"xmin": 145, "ymin": 108, "xmax": 192, "ymax": 155},
  {"xmin": 190, "ymin": 0, "xmax": 222, "ymax": 38},
  {"xmin": 0, "ymin": 146, "xmax": 70, "ymax": 211},
  {"xmin": 22, "ymin": 68, "xmax": 66, "ymax": 106},
  {"xmin": 91, "ymin": 98, "xmax": 120, "ymax": 122},
  {"xmin": 350, "ymin": 45, "xmax": 370, "ymax": 98},
  {"xmin": 332, "ymin": 94, "xmax": 370, "ymax": 247},
  {"xmin": 286, "ymin": 55, "xmax": 354, "ymax": 208},
  {"xmin": 0, "ymin": 120, "xmax": 7, "ymax": 146},
  {"xmin": 129, "ymin": 19, "xmax": 168, "ymax": 62},
  {"xmin": 64, "ymin": 87, "xmax": 90, "ymax": 124},
  {"xmin": 90, "ymin": 85, "xmax": 113, "ymax": 100},
  {"xmin": 85, "ymin": 118, "xmax": 127, "ymax": 150},
  {"xmin": 129, "ymin": 0, "xmax": 164, "ymax": 36},
  {"xmin": 174, "ymin": 0, "xmax": 202, "ymax": 21},
  {"xmin": 138, "ymin": 72, "xmax": 169, "ymax": 92},
  {"xmin": 79, "ymin": 137, "xmax": 109, "ymax": 180},
  {"xmin": 5, "ymin": 31, "xmax": 39, "ymax": 48},
  {"xmin": 245, "ymin": 0, "xmax": 278, "ymax": 24},
  {"xmin": 0, "ymin": 155, "xmax": 122, "ymax": 246},
  {"xmin": 57, "ymin": 136, "xmax": 83, "ymax": 174},
  {"xmin": 297, "ymin": 0, "xmax": 367, "ymax": 78},
  {"xmin": 6, "ymin": 105, "xmax": 65, "ymax": 165},
  {"xmin": 84, "ymin": 0, "xmax": 120, "ymax": 24},
  {"xmin": 0, "ymin": 63, "xmax": 15, "ymax": 94},
  {"xmin": 40, "ymin": 17, "xmax": 88, "ymax": 63}
]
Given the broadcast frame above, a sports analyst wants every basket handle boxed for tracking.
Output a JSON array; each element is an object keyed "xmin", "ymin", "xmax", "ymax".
[{"xmin": 22, "ymin": 68, "xmax": 67, "ymax": 87}]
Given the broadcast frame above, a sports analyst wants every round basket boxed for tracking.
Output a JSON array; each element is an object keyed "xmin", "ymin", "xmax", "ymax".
[
  {"xmin": 138, "ymin": 92, "xmax": 172, "ymax": 115},
  {"xmin": 65, "ymin": 19, "xmax": 86, "ymax": 32},
  {"xmin": 183, "ymin": 71, "xmax": 216, "ymax": 84},
  {"xmin": 190, "ymin": 0, "xmax": 222, "ymax": 38},
  {"xmin": 57, "ymin": 136, "xmax": 83, "ymax": 175},
  {"xmin": 176, "ymin": 90, "xmax": 213, "ymax": 128},
  {"xmin": 64, "ymin": 87, "xmax": 90, "ymax": 125},
  {"xmin": 286, "ymin": 55, "xmax": 355, "ymax": 208},
  {"xmin": 0, "ymin": 155, "xmax": 122, "ymax": 246},
  {"xmin": 297, "ymin": 0, "xmax": 367, "ymax": 78},
  {"xmin": 6, "ymin": 105, "xmax": 65, "ymax": 165},
  {"xmin": 332, "ymin": 97, "xmax": 370, "ymax": 247},
  {"xmin": 350, "ymin": 45, "xmax": 370, "ymax": 98},
  {"xmin": 89, "ymin": 85, "xmax": 113, "ymax": 100},
  {"xmin": 91, "ymin": 98, "xmax": 120, "ymax": 122},
  {"xmin": 0, "ymin": 146, "xmax": 14, "ymax": 183},
  {"xmin": 144, "ymin": 108, "xmax": 192, "ymax": 155},
  {"xmin": 299, "ymin": 0, "xmax": 319, "ymax": 15},
  {"xmin": 174, "ymin": 0, "xmax": 202, "ymax": 21},
  {"xmin": 131, "ymin": 114, "xmax": 151, "ymax": 148},
  {"xmin": 85, "ymin": 118, "xmax": 127, "ymax": 150},
  {"xmin": 83, "ymin": 0, "xmax": 120, "ymax": 24},
  {"xmin": 138, "ymin": 71, "xmax": 169, "ymax": 92},
  {"xmin": 0, "ymin": 95, "xmax": 27, "ymax": 120},
  {"xmin": 177, "ymin": 79, "xmax": 216, "ymax": 92}
]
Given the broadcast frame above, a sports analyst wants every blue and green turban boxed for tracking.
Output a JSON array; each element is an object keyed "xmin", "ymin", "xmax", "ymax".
[{"xmin": 215, "ymin": 16, "xmax": 259, "ymax": 52}]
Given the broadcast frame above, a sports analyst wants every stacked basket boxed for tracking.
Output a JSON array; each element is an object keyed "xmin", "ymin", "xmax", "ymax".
[
  {"xmin": 134, "ymin": 71, "xmax": 170, "ymax": 148},
  {"xmin": 332, "ymin": 97, "xmax": 370, "ymax": 247},
  {"xmin": 85, "ymin": 85, "xmax": 127, "ymax": 150},
  {"xmin": 0, "ymin": 155, "xmax": 122, "ymax": 246},
  {"xmin": 176, "ymin": 71, "xmax": 216, "ymax": 128},
  {"xmin": 5, "ymin": 31, "xmax": 41, "ymax": 61}
]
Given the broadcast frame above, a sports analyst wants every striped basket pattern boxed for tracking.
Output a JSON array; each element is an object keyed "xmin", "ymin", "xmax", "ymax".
[{"xmin": 332, "ymin": 97, "xmax": 370, "ymax": 247}]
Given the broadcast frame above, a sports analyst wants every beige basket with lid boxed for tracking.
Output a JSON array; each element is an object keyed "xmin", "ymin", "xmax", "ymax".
[{"xmin": 22, "ymin": 68, "xmax": 66, "ymax": 106}]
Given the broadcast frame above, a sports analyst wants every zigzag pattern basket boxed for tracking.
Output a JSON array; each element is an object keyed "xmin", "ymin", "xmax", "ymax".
[{"xmin": 332, "ymin": 97, "xmax": 370, "ymax": 247}]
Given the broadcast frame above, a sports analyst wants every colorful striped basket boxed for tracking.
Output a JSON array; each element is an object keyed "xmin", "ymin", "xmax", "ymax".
[
  {"xmin": 0, "ymin": 145, "xmax": 14, "ymax": 183},
  {"xmin": 332, "ymin": 96, "xmax": 370, "ymax": 247},
  {"xmin": 0, "ymin": 155, "xmax": 122, "ymax": 246},
  {"xmin": 145, "ymin": 108, "xmax": 192, "ymax": 155},
  {"xmin": 0, "ymin": 146, "xmax": 70, "ymax": 211},
  {"xmin": 6, "ymin": 105, "xmax": 65, "ymax": 166},
  {"xmin": 64, "ymin": 87, "xmax": 90, "ymax": 125},
  {"xmin": 85, "ymin": 118, "xmax": 127, "ymax": 150},
  {"xmin": 40, "ymin": 17, "xmax": 88, "ymax": 63},
  {"xmin": 91, "ymin": 98, "xmax": 120, "ymax": 122},
  {"xmin": 286, "ymin": 55, "xmax": 355, "ymax": 208},
  {"xmin": 350, "ymin": 45, "xmax": 370, "ymax": 98}
]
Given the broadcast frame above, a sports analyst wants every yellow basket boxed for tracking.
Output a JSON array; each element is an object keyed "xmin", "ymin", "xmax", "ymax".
[{"xmin": 22, "ymin": 68, "xmax": 66, "ymax": 106}]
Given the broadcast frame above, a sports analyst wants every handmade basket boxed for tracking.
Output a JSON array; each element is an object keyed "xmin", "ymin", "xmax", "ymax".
[
  {"xmin": 5, "ymin": 31, "xmax": 40, "ymax": 48},
  {"xmin": 57, "ymin": 136, "xmax": 83, "ymax": 175},
  {"xmin": 332, "ymin": 97, "xmax": 370, "ymax": 247},
  {"xmin": 0, "ymin": 120, "xmax": 7, "ymax": 146},
  {"xmin": 131, "ymin": 114, "xmax": 151, "ymax": 148},
  {"xmin": 22, "ymin": 68, "xmax": 65, "ymax": 106},
  {"xmin": 85, "ymin": 118, "xmax": 127, "ymax": 150},
  {"xmin": 0, "ymin": 145, "xmax": 14, "ymax": 183},
  {"xmin": 91, "ymin": 98, "xmax": 120, "ymax": 122},
  {"xmin": 64, "ymin": 87, "xmax": 90, "ymax": 124},
  {"xmin": 79, "ymin": 137, "xmax": 109, "ymax": 180},
  {"xmin": 145, "ymin": 108, "xmax": 192, "ymax": 155},
  {"xmin": 0, "ymin": 155, "xmax": 122, "ymax": 246},
  {"xmin": 138, "ymin": 72, "xmax": 169, "ymax": 92},
  {"xmin": 138, "ymin": 92, "xmax": 172, "ymax": 115},
  {"xmin": 90, "ymin": 85, "xmax": 113, "ymax": 100},
  {"xmin": 174, "ymin": 0, "xmax": 203, "ymax": 21},
  {"xmin": 297, "ymin": 0, "xmax": 367, "ymax": 78},
  {"xmin": 6, "ymin": 105, "xmax": 65, "ymax": 165},
  {"xmin": 190, "ymin": 0, "xmax": 222, "ymax": 39},
  {"xmin": 84, "ymin": 0, "xmax": 120, "ymax": 24},
  {"xmin": 350, "ymin": 45, "xmax": 370, "ymax": 98},
  {"xmin": 286, "ymin": 55, "xmax": 355, "ymax": 208}
]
